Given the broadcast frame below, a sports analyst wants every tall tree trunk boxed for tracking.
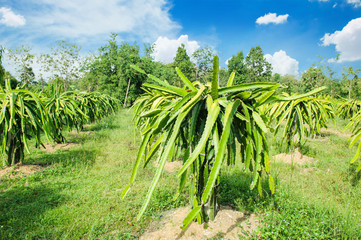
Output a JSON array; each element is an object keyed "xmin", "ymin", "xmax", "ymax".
[{"xmin": 124, "ymin": 78, "xmax": 131, "ymax": 107}]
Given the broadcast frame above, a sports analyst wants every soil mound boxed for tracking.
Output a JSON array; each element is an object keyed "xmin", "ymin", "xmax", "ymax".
[
  {"xmin": 41, "ymin": 142, "xmax": 79, "ymax": 153},
  {"xmin": 153, "ymin": 161, "xmax": 183, "ymax": 173},
  {"xmin": 321, "ymin": 128, "xmax": 351, "ymax": 139},
  {"xmin": 141, "ymin": 206, "xmax": 259, "ymax": 240},
  {"xmin": 0, "ymin": 164, "xmax": 45, "ymax": 178},
  {"xmin": 274, "ymin": 148, "xmax": 313, "ymax": 165}
]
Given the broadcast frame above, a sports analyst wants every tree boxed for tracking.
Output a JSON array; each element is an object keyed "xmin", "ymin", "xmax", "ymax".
[
  {"xmin": 218, "ymin": 67, "xmax": 229, "ymax": 87},
  {"xmin": 7, "ymin": 45, "xmax": 36, "ymax": 87},
  {"xmin": 3, "ymin": 71, "xmax": 20, "ymax": 89},
  {"xmin": 341, "ymin": 67, "xmax": 361, "ymax": 100},
  {"xmin": 272, "ymin": 74, "xmax": 302, "ymax": 94},
  {"xmin": 173, "ymin": 44, "xmax": 194, "ymax": 83},
  {"xmin": 192, "ymin": 46, "xmax": 214, "ymax": 83},
  {"xmin": 245, "ymin": 46, "xmax": 272, "ymax": 82},
  {"xmin": 227, "ymin": 51, "xmax": 248, "ymax": 84},
  {"xmin": 81, "ymin": 34, "xmax": 146, "ymax": 105},
  {"xmin": 0, "ymin": 49, "xmax": 19, "ymax": 89},
  {"xmin": 39, "ymin": 40, "xmax": 82, "ymax": 90},
  {"xmin": 0, "ymin": 48, "xmax": 4, "ymax": 87},
  {"xmin": 122, "ymin": 56, "xmax": 324, "ymax": 229},
  {"xmin": 301, "ymin": 67, "xmax": 328, "ymax": 93}
]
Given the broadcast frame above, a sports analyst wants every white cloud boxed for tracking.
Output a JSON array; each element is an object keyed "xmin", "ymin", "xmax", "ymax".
[
  {"xmin": 264, "ymin": 50, "xmax": 299, "ymax": 76},
  {"xmin": 19, "ymin": 0, "xmax": 180, "ymax": 42},
  {"xmin": 0, "ymin": 7, "xmax": 26, "ymax": 27},
  {"xmin": 321, "ymin": 17, "xmax": 361, "ymax": 62},
  {"xmin": 151, "ymin": 35, "xmax": 200, "ymax": 64},
  {"xmin": 256, "ymin": 13, "xmax": 289, "ymax": 25},
  {"xmin": 347, "ymin": 0, "xmax": 361, "ymax": 8},
  {"xmin": 225, "ymin": 57, "xmax": 231, "ymax": 65}
]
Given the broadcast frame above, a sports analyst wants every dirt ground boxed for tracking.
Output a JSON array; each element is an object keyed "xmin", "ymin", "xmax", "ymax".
[
  {"xmin": 69, "ymin": 130, "xmax": 94, "ymax": 136},
  {"xmin": 273, "ymin": 148, "xmax": 314, "ymax": 165},
  {"xmin": 153, "ymin": 161, "xmax": 183, "ymax": 173},
  {"xmin": 0, "ymin": 163, "xmax": 45, "ymax": 178},
  {"xmin": 41, "ymin": 142, "xmax": 79, "ymax": 153},
  {"xmin": 321, "ymin": 128, "xmax": 352, "ymax": 139},
  {"xmin": 140, "ymin": 206, "xmax": 259, "ymax": 240}
]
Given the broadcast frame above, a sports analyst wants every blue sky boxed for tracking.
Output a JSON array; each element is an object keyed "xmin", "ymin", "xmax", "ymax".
[{"xmin": 1, "ymin": 0, "xmax": 361, "ymax": 78}]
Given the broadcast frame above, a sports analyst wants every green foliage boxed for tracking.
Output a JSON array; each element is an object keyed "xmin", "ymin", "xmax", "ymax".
[
  {"xmin": 227, "ymin": 51, "xmax": 248, "ymax": 84},
  {"xmin": 271, "ymin": 74, "xmax": 303, "ymax": 94},
  {"xmin": 172, "ymin": 44, "xmax": 194, "ymax": 83},
  {"xmin": 74, "ymin": 91, "xmax": 119, "ymax": 126},
  {"xmin": 122, "ymin": 56, "xmax": 326, "ymax": 229},
  {"xmin": 0, "ymin": 48, "xmax": 4, "ymax": 87},
  {"xmin": 0, "ymin": 111, "xmax": 188, "ymax": 239},
  {"xmin": 1, "ymin": 110, "xmax": 360, "ymax": 238},
  {"xmin": 259, "ymin": 190, "xmax": 361, "ymax": 239},
  {"xmin": 227, "ymin": 46, "xmax": 272, "ymax": 84},
  {"xmin": 192, "ymin": 46, "xmax": 215, "ymax": 83},
  {"xmin": 43, "ymin": 80, "xmax": 87, "ymax": 143},
  {"xmin": 341, "ymin": 66, "xmax": 361, "ymax": 100},
  {"xmin": 337, "ymin": 98, "xmax": 361, "ymax": 119},
  {"xmin": 7, "ymin": 46, "xmax": 36, "ymax": 87},
  {"xmin": 344, "ymin": 109, "xmax": 361, "ymax": 172},
  {"xmin": 268, "ymin": 91, "xmax": 333, "ymax": 151},
  {"xmin": 39, "ymin": 41, "xmax": 81, "ymax": 90},
  {"xmin": 301, "ymin": 67, "xmax": 329, "ymax": 93},
  {"xmin": 0, "ymin": 79, "xmax": 52, "ymax": 166},
  {"xmin": 123, "ymin": 57, "xmax": 276, "ymax": 228},
  {"xmin": 245, "ymin": 46, "xmax": 272, "ymax": 82},
  {"xmin": 81, "ymin": 34, "xmax": 146, "ymax": 105}
]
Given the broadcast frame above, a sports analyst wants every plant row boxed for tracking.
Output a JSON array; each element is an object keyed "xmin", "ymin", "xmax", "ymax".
[{"xmin": 0, "ymin": 79, "xmax": 119, "ymax": 166}]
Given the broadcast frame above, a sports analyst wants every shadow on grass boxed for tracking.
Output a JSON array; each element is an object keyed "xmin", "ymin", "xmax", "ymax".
[
  {"xmin": 25, "ymin": 149, "xmax": 97, "ymax": 167},
  {"xmin": 0, "ymin": 182, "xmax": 67, "ymax": 239},
  {"xmin": 219, "ymin": 170, "xmax": 275, "ymax": 213},
  {"xmin": 0, "ymin": 149, "xmax": 97, "ymax": 238},
  {"xmin": 347, "ymin": 163, "xmax": 361, "ymax": 186},
  {"xmin": 87, "ymin": 115, "xmax": 120, "ymax": 132}
]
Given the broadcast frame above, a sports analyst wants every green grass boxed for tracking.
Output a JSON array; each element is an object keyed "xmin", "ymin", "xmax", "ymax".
[
  {"xmin": 0, "ymin": 109, "xmax": 186, "ymax": 239},
  {"xmin": 1, "ymin": 110, "xmax": 361, "ymax": 239}
]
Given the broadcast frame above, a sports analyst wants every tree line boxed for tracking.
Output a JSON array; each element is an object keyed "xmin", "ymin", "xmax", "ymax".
[{"xmin": 1, "ymin": 34, "xmax": 361, "ymax": 106}]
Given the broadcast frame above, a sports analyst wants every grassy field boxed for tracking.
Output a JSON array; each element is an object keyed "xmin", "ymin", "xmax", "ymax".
[{"xmin": 1, "ymin": 109, "xmax": 361, "ymax": 239}]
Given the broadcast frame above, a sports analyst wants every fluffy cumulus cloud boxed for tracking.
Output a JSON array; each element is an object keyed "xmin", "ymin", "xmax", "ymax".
[
  {"xmin": 0, "ymin": 7, "xmax": 26, "ymax": 27},
  {"xmin": 321, "ymin": 18, "xmax": 361, "ymax": 62},
  {"xmin": 225, "ymin": 57, "xmax": 231, "ymax": 65},
  {"xmin": 12, "ymin": 0, "xmax": 180, "ymax": 42},
  {"xmin": 264, "ymin": 50, "xmax": 299, "ymax": 76},
  {"xmin": 151, "ymin": 35, "xmax": 200, "ymax": 64},
  {"xmin": 256, "ymin": 13, "xmax": 289, "ymax": 25},
  {"xmin": 347, "ymin": 0, "xmax": 361, "ymax": 8}
]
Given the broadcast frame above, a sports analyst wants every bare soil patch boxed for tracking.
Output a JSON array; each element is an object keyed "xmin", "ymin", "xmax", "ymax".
[
  {"xmin": 273, "ymin": 148, "xmax": 314, "ymax": 165},
  {"xmin": 41, "ymin": 142, "xmax": 79, "ymax": 153},
  {"xmin": 140, "ymin": 206, "xmax": 259, "ymax": 240},
  {"xmin": 69, "ymin": 130, "xmax": 94, "ymax": 136},
  {"xmin": 153, "ymin": 161, "xmax": 183, "ymax": 173},
  {"xmin": 321, "ymin": 128, "xmax": 352, "ymax": 139},
  {"xmin": 0, "ymin": 163, "xmax": 45, "ymax": 178}
]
